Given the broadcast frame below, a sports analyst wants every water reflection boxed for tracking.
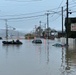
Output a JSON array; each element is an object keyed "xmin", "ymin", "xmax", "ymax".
[
  {"xmin": 33, "ymin": 39, "xmax": 50, "ymax": 64},
  {"xmin": 32, "ymin": 43, "xmax": 42, "ymax": 63},
  {"xmin": 2, "ymin": 44, "xmax": 22, "ymax": 50},
  {"xmin": 3, "ymin": 45, "xmax": 9, "ymax": 58},
  {"xmin": 61, "ymin": 47, "xmax": 65, "ymax": 68},
  {"xmin": 46, "ymin": 40, "xmax": 49, "ymax": 64},
  {"xmin": 2, "ymin": 44, "xmax": 22, "ymax": 58},
  {"xmin": 65, "ymin": 46, "xmax": 71, "ymax": 75},
  {"xmin": 60, "ymin": 44, "xmax": 76, "ymax": 75},
  {"xmin": 1, "ymin": 39, "xmax": 76, "ymax": 75}
]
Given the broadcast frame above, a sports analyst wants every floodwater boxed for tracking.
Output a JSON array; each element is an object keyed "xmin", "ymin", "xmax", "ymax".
[{"xmin": 0, "ymin": 39, "xmax": 76, "ymax": 75}]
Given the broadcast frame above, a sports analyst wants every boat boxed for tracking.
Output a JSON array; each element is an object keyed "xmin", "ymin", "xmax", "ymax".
[
  {"xmin": 2, "ymin": 39, "xmax": 22, "ymax": 45},
  {"xmin": 0, "ymin": 37, "xmax": 2, "ymax": 40},
  {"xmin": 2, "ymin": 20, "xmax": 23, "ymax": 45},
  {"xmin": 32, "ymin": 38, "xmax": 42, "ymax": 44}
]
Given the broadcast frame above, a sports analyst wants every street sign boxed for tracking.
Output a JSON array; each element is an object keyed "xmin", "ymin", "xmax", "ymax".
[{"xmin": 71, "ymin": 23, "xmax": 76, "ymax": 31}]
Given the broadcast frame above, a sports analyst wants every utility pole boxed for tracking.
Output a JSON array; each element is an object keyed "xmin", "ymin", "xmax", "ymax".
[
  {"xmin": 66, "ymin": 0, "xmax": 70, "ymax": 70},
  {"xmin": 46, "ymin": 12, "xmax": 50, "ymax": 39},
  {"xmin": 66, "ymin": 0, "xmax": 69, "ymax": 46},
  {"xmin": 39, "ymin": 21, "xmax": 41, "ymax": 37},
  {"xmin": 62, "ymin": 7, "xmax": 63, "ymax": 36},
  {"xmin": 47, "ymin": 13, "xmax": 49, "ymax": 28},
  {"xmin": 5, "ymin": 19, "xmax": 8, "ymax": 40}
]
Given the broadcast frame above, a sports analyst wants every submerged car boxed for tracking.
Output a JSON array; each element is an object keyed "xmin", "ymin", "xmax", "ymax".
[
  {"xmin": 52, "ymin": 43, "xmax": 67, "ymax": 47},
  {"xmin": 32, "ymin": 39, "xmax": 42, "ymax": 44}
]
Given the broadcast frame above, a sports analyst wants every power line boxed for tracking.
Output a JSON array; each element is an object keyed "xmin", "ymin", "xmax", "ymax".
[
  {"xmin": 5, "ymin": 0, "xmax": 42, "ymax": 2},
  {"xmin": 0, "ymin": 14, "xmax": 46, "ymax": 20},
  {"xmin": 50, "ymin": 15, "xmax": 61, "ymax": 22},
  {"xmin": 0, "ymin": 10, "xmax": 59, "ymax": 18},
  {"xmin": 0, "ymin": 10, "xmax": 63, "ymax": 20},
  {"xmin": 57, "ymin": 0, "xmax": 76, "ymax": 11},
  {"xmin": 2, "ymin": 0, "xmax": 76, "ymax": 23},
  {"xmin": 70, "ymin": 0, "xmax": 76, "ymax": 4},
  {"xmin": 48, "ymin": 0, "xmax": 65, "ymax": 20},
  {"xmin": 57, "ymin": 0, "xmax": 64, "ymax": 9},
  {"xmin": 0, "ymin": 9, "xmax": 62, "ymax": 17},
  {"xmin": 69, "ymin": 4, "xmax": 76, "ymax": 9},
  {"xmin": 71, "ymin": 10, "xmax": 76, "ymax": 13}
]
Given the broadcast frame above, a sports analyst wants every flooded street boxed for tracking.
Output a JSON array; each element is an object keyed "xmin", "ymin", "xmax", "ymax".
[{"xmin": 0, "ymin": 39, "xmax": 76, "ymax": 75}]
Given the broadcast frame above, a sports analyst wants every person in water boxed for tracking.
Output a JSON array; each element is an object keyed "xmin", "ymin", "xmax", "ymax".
[
  {"xmin": 12, "ymin": 40, "xmax": 15, "ymax": 43},
  {"xmin": 16, "ymin": 39, "xmax": 20, "ymax": 42}
]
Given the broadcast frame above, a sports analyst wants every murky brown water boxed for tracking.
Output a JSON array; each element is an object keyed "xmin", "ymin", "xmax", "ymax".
[{"xmin": 0, "ymin": 39, "xmax": 76, "ymax": 75}]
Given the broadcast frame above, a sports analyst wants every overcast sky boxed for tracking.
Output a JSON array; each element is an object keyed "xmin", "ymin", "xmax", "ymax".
[{"xmin": 0, "ymin": 0, "xmax": 76, "ymax": 32}]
